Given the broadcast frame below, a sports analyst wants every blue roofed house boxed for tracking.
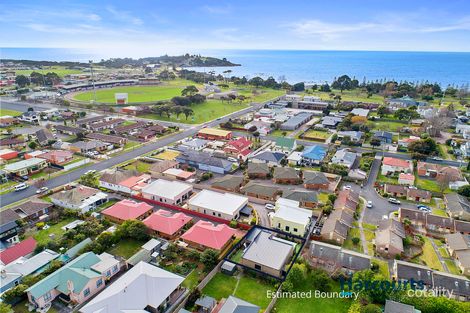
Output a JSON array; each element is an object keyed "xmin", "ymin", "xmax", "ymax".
[
  {"xmin": 373, "ymin": 131, "xmax": 393, "ymax": 144},
  {"xmin": 26, "ymin": 252, "xmax": 121, "ymax": 311},
  {"xmin": 301, "ymin": 145, "xmax": 327, "ymax": 166},
  {"xmin": 250, "ymin": 150, "xmax": 286, "ymax": 167}
]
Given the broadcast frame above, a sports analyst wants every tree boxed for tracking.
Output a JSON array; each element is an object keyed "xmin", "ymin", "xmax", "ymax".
[
  {"xmin": 28, "ymin": 141, "xmax": 38, "ymax": 150},
  {"xmin": 332, "ymin": 75, "xmax": 355, "ymax": 92},
  {"xmin": 352, "ymin": 237, "xmax": 360, "ymax": 245},
  {"xmin": 79, "ymin": 172, "xmax": 99, "ymax": 188},
  {"xmin": 181, "ymin": 85, "xmax": 199, "ymax": 97},
  {"xmin": 362, "ymin": 304, "xmax": 382, "ymax": 313},
  {"xmin": 30, "ymin": 71, "xmax": 45, "ymax": 85},
  {"xmin": 15, "ymin": 75, "xmax": 30, "ymax": 87},
  {"xmin": 171, "ymin": 96, "xmax": 191, "ymax": 106},
  {"xmin": 284, "ymin": 263, "xmax": 306, "ymax": 289},
  {"xmin": 310, "ymin": 268, "xmax": 332, "ymax": 291},
  {"xmin": 370, "ymin": 138, "xmax": 381, "ymax": 147},
  {"xmin": 1, "ymin": 284, "xmax": 28, "ymax": 303},
  {"xmin": 116, "ymin": 220, "xmax": 149, "ymax": 241},
  {"xmin": 319, "ymin": 83, "xmax": 331, "ymax": 92},
  {"xmin": 200, "ymin": 249, "xmax": 218, "ymax": 270},
  {"xmin": 171, "ymin": 106, "xmax": 183, "ymax": 119},
  {"xmin": 457, "ymin": 185, "xmax": 470, "ymax": 197},
  {"xmin": 248, "ymin": 76, "xmax": 264, "ymax": 87},
  {"xmin": 394, "ymin": 108, "xmax": 419, "ymax": 120},
  {"xmin": 182, "ymin": 107, "xmax": 194, "ymax": 120},
  {"xmin": 0, "ymin": 302, "xmax": 13, "ymax": 313},
  {"xmin": 436, "ymin": 172, "xmax": 451, "ymax": 193},
  {"xmin": 408, "ymin": 138, "xmax": 438, "ymax": 156},
  {"xmin": 292, "ymin": 82, "xmax": 305, "ymax": 91},
  {"xmin": 377, "ymin": 105, "xmax": 388, "ymax": 118}
]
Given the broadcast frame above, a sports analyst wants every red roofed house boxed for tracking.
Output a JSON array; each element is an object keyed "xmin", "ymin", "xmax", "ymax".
[
  {"xmin": 398, "ymin": 173, "xmax": 415, "ymax": 186},
  {"xmin": 119, "ymin": 174, "xmax": 152, "ymax": 193},
  {"xmin": 0, "ymin": 237, "xmax": 37, "ymax": 265},
  {"xmin": 102, "ymin": 199, "xmax": 153, "ymax": 224},
  {"xmin": 224, "ymin": 137, "xmax": 252, "ymax": 160},
  {"xmin": 143, "ymin": 209, "xmax": 193, "ymax": 239},
  {"xmin": 181, "ymin": 220, "xmax": 236, "ymax": 252},
  {"xmin": 0, "ymin": 149, "xmax": 18, "ymax": 160},
  {"xmin": 381, "ymin": 157, "xmax": 413, "ymax": 175},
  {"xmin": 398, "ymin": 136, "xmax": 420, "ymax": 148},
  {"xmin": 37, "ymin": 150, "xmax": 74, "ymax": 165}
]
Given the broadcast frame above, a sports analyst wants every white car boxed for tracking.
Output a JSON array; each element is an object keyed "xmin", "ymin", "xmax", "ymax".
[
  {"xmin": 343, "ymin": 185, "xmax": 352, "ymax": 190},
  {"xmin": 14, "ymin": 183, "xmax": 29, "ymax": 191},
  {"xmin": 36, "ymin": 187, "xmax": 49, "ymax": 194},
  {"xmin": 265, "ymin": 204, "xmax": 275, "ymax": 210},
  {"xmin": 366, "ymin": 201, "xmax": 373, "ymax": 208}
]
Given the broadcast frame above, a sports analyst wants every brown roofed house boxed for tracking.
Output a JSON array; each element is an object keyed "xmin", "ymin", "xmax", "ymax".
[
  {"xmin": 272, "ymin": 167, "xmax": 301, "ymax": 184},
  {"xmin": 246, "ymin": 162, "xmax": 270, "ymax": 179}
]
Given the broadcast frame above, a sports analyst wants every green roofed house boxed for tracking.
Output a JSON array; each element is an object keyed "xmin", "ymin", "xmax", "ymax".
[
  {"xmin": 274, "ymin": 137, "xmax": 297, "ymax": 154},
  {"xmin": 3, "ymin": 157, "xmax": 48, "ymax": 176},
  {"xmin": 26, "ymin": 252, "xmax": 121, "ymax": 311}
]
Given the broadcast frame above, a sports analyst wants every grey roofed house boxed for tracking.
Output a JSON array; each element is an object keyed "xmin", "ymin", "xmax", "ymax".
[
  {"xmin": 212, "ymin": 175, "xmax": 244, "ymax": 191},
  {"xmin": 250, "ymin": 151, "xmax": 286, "ymax": 164},
  {"xmin": 426, "ymin": 214, "xmax": 454, "ymax": 229},
  {"xmin": 394, "ymin": 260, "xmax": 433, "ymax": 286},
  {"xmin": 180, "ymin": 138, "xmax": 208, "ymax": 150},
  {"xmin": 384, "ymin": 300, "xmax": 420, "ymax": 313},
  {"xmin": 303, "ymin": 171, "xmax": 329, "ymax": 185},
  {"xmin": 176, "ymin": 149, "xmax": 233, "ymax": 172},
  {"xmin": 242, "ymin": 230, "xmax": 295, "ymax": 272},
  {"xmin": 280, "ymin": 112, "xmax": 313, "ymax": 130},
  {"xmin": 71, "ymin": 140, "xmax": 108, "ymax": 152},
  {"xmin": 320, "ymin": 115, "xmax": 343, "ymax": 128},
  {"xmin": 5, "ymin": 249, "xmax": 59, "ymax": 276},
  {"xmin": 398, "ymin": 207, "xmax": 427, "ymax": 224},
  {"xmin": 273, "ymin": 167, "xmax": 300, "ymax": 180},
  {"xmin": 331, "ymin": 149, "xmax": 357, "ymax": 168},
  {"xmin": 329, "ymin": 209, "xmax": 354, "ymax": 227},
  {"xmin": 54, "ymin": 125, "xmax": 86, "ymax": 135},
  {"xmin": 99, "ymin": 169, "xmax": 139, "ymax": 185},
  {"xmin": 282, "ymin": 190, "xmax": 318, "ymax": 204},
  {"xmin": 149, "ymin": 160, "xmax": 179, "ymax": 174},
  {"xmin": 35, "ymin": 129, "xmax": 55, "ymax": 145},
  {"xmin": 247, "ymin": 162, "xmax": 270, "ymax": 175},
  {"xmin": 432, "ymin": 271, "xmax": 470, "ymax": 298},
  {"xmin": 337, "ymin": 131, "xmax": 363, "ymax": 142},
  {"xmin": 309, "ymin": 240, "xmax": 371, "ymax": 271},
  {"xmin": 321, "ymin": 218, "xmax": 349, "ymax": 240},
  {"xmin": 195, "ymin": 296, "xmax": 216, "ymax": 311},
  {"xmin": 77, "ymin": 115, "xmax": 108, "ymax": 126},
  {"xmin": 373, "ymin": 131, "xmax": 393, "ymax": 143},
  {"xmin": 86, "ymin": 133, "xmax": 126, "ymax": 145},
  {"xmin": 454, "ymin": 219, "xmax": 470, "ymax": 233},
  {"xmin": 444, "ymin": 193, "xmax": 470, "ymax": 219},
  {"xmin": 218, "ymin": 295, "xmax": 260, "ymax": 313},
  {"xmin": 241, "ymin": 182, "xmax": 280, "ymax": 199},
  {"xmin": 378, "ymin": 219, "xmax": 406, "ymax": 238}
]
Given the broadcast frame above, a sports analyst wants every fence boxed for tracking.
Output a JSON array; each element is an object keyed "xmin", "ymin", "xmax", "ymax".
[
  {"xmin": 264, "ymin": 285, "xmax": 282, "ymax": 313},
  {"xmin": 62, "ymin": 158, "xmax": 90, "ymax": 171}
]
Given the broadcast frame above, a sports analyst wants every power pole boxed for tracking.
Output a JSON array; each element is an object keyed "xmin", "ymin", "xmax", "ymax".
[{"xmin": 89, "ymin": 60, "xmax": 96, "ymax": 103}]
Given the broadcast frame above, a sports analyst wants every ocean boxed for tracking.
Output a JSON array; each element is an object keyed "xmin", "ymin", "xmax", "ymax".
[{"xmin": 1, "ymin": 48, "xmax": 469, "ymax": 87}]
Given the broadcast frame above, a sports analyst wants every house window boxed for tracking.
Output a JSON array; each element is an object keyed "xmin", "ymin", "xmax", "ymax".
[
  {"xmin": 43, "ymin": 291, "xmax": 52, "ymax": 302},
  {"xmin": 106, "ymin": 270, "xmax": 111, "ymax": 277},
  {"xmin": 113, "ymin": 265, "xmax": 118, "ymax": 273},
  {"xmin": 293, "ymin": 228, "xmax": 298, "ymax": 232},
  {"xmin": 255, "ymin": 264, "xmax": 261, "ymax": 270},
  {"xmin": 96, "ymin": 278, "xmax": 103, "ymax": 288},
  {"xmin": 285, "ymin": 226, "xmax": 290, "ymax": 231},
  {"xmin": 84, "ymin": 288, "xmax": 90, "ymax": 297}
]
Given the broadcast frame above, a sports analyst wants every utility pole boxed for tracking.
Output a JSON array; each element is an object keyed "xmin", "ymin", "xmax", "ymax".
[{"xmin": 89, "ymin": 60, "xmax": 96, "ymax": 103}]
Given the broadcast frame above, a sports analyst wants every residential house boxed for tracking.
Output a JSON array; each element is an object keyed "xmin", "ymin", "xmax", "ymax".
[
  {"xmin": 287, "ymin": 151, "xmax": 302, "ymax": 166},
  {"xmin": 301, "ymin": 145, "xmax": 327, "ymax": 166},
  {"xmin": 454, "ymin": 250, "xmax": 470, "ymax": 275},
  {"xmin": 309, "ymin": 240, "xmax": 371, "ymax": 273},
  {"xmin": 216, "ymin": 296, "xmax": 260, "ymax": 313},
  {"xmin": 224, "ymin": 137, "xmax": 252, "ymax": 160},
  {"xmin": 70, "ymin": 140, "xmax": 110, "ymax": 154},
  {"xmin": 77, "ymin": 115, "xmax": 110, "ymax": 128},
  {"xmin": 211, "ymin": 175, "xmax": 244, "ymax": 192},
  {"xmin": 331, "ymin": 149, "xmax": 357, "ymax": 169},
  {"xmin": 99, "ymin": 169, "xmax": 151, "ymax": 194},
  {"xmin": 180, "ymin": 138, "xmax": 208, "ymax": 151},
  {"xmin": 382, "ymin": 157, "xmax": 413, "ymax": 175},
  {"xmin": 181, "ymin": 220, "xmax": 235, "ymax": 252},
  {"xmin": 143, "ymin": 209, "xmax": 192, "ymax": 239},
  {"xmin": 270, "ymin": 198, "xmax": 312, "ymax": 236},
  {"xmin": 272, "ymin": 167, "xmax": 301, "ymax": 184},
  {"xmin": 35, "ymin": 129, "xmax": 55, "ymax": 146},
  {"xmin": 375, "ymin": 219, "xmax": 406, "ymax": 258},
  {"xmin": 398, "ymin": 173, "xmax": 415, "ymax": 185},
  {"xmin": 26, "ymin": 252, "xmax": 120, "ymax": 311},
  {"xmin": 398, "ymin": 136, "xmax": 420, "ymax": 148},
  {"xmin": 445, "ymin": 193, "xmax": 470, "ymax": 221},
  {"xmin": 0, "ymin": 116, "xmax": 19, "ymax": 128},
  {"xmin": 89, "ymin": 119, "xmax": 125, "ymax": 132},
  {"xmin": 320, "ymin": 217, "xmax": 350, "ymax": 244},
  {"xmin": 37, "ymin": 150, "xmax": 73, "ymax": 165},
  {"xmin": 54, "ymin": 125, "xmax": 86, "ymax": 136},
  {"xmin": 303, "ymin": 171, "xmax": 330, "ymax": 190},
  {"xmin": 351, "ymin": 108, "xmax": 370, "ymax": 117},
  {"xmin": 240, "ymin": 230, "xmax": 295, "ymax": 278},
  {"xmin": 80, "ymin": 261, "xmax": 185, "ymax": 313},
  {"xmin": 431, "ymin": 271, "xmax": 470, "ymax": 301},
  {"xmin": 282, "ymin": 190, "xmax": 318, "ymax": 208},
  {"xmin": 141, "ymin": 179, "xmax": 193, "ymax": 205},
  {"xmin": 161, "ymin": 168, "xmax": 196, "ymax": 181},
  {"xmin": 102, "ymin": 199, "xmax": 153, "ymax": 224},
  {"xmin": 85, "ymin": 133, "xmax": 128, "ymax": 146},
  {"xmin": 246, "ymin": 163, "xmax": 270, "ymax": 179},
  {"xmin": 197, "ymin": 128, "xmax": 232, "ymax": 140},
  {"xmin": 384, "ymin": 184, "xmax": 407, "ymax": 198},
  {"xmin": 425, "ymin": 214, "xmax": 454, "ymax": 233},
  {"xmin": 388, "ymin": 95, "xmax": 427, "ymax": 109},
  {"xmin": 3, "ymin": 158, "xmax": 48, "ymax": 176},
  {"xmin": 337, "ymin": 131, "xmax": 363, "ymax": 143},
  {"xmin": 373, "ymin": 131, "xmax": 393, "ymax": 144},
  {"xmin": 393, "ymin": 260, "xmax": 434, "ymax": 287},
  {"xmin": 0, "ymin": 149, "xmax": 18, "ymax": 160},
  {"xmin": 176, "ymin": 150, "xmax": 234, "ymax": 174},
  {"xmin": 407, "ymin": 188, "xmax": 432, "ymax": 203},
  {"xmin": 384, "ymin": 300, "xmax": 420, "ymax": 313},
  {"xmin": 0, "ymin": 137, "xmax": 26, "ymax": 149},
  {"xmin": 18, "ymin": 111, "xmax": 40, "ymax": 124},
  {"xmin": 454, "ymin": 219, "xmax": 470, "ymax": 234},
  {"xmin": 188, "ymin": 189, "xmax": 248, "ymax": 221},
  {"xmin": 318, "ymin": 115, "xmax": 342, "ymax": 129},
  {"xmin": 0, "ymin": 237, "xmax": 37, "ymax": 266},
  {"xmin": 445, "ymin": 233, "xmax": 470, "ymax": 256},
  {"xmin": 280, "ymin": 112, "xmax": 313, "ymax": 130},
  {"xmin": 461, "ymin": 141, "xmax": 470, "ymax": 158},
  {"xmin": 50, "ymin": 185, "xmax": 108, "ymax": 213},
  {"xmin": 250, "ymin": 150, "xmax": 286, "ymax": 167},
  {"xmin": 148, "ymin": 160, "xmax": 178, "ymax": 177},
  {"xmin": 273, "ymin": 137, "xmax": 297, "ymax": 154},
  {"xmin": 241, "ymin": 182, "xmax": 280, "ymax": 201},
  {"xmin": 417, "ymin": 162, "xmax": 462, "ymax": 182}
]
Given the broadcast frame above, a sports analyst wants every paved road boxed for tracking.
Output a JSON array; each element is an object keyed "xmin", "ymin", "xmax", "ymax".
[{"xmin": 0, "ymin": 104, "xmax": 260, "ymax": 207}]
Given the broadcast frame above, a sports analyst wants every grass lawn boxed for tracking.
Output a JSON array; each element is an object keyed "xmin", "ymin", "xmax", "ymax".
[
  {"xmin": 123, "ymin": 160, "xmax": 152, "ymax": 173},
  {"xmin": 432, "ymin": 208, "xmax": 448, "ymax": 217},
  {"xmin": 25, "ymin": 218, "xmax": 75, "ymax": 246},
  {"xmin": 141, "ymin": 100, "xmax": 248, "ymax": 124},
  {"xmin": 362, "ymin": 223, "xmax": 378, "ymax": 231},
  {"xmin": 12, "ymin": 299, "xmax": 59, "ymax": 313},
  {"xmin": 444, "ymin": 259, "xmax": 461, "ymax": 275},
  {"xmin": 108, "ymin": 239, "xmax": 144, "ymax": 259},
  {"xmin": 270, "ymin": 129, "xmax": 293, "ymax": 137},
  {"xmin": 182, "ymin": 268, "xmax": 204, "ymax": 290},
  {"xmin": 220, "ymin": 84, "xmax": 285, "ymax": 103},
  {"xmin": 0, "ymin": 108, "xmax": 21, "ymax": 116},
  {"xmin": 202, "ymin": 273, "xmax": 275, "ymax": 310},
  {"xmin": 370, "ymin": 120, "xmax": 408, "ymax": 132},
  {"xmin": 15, "ymin": 66, "xmax": 83, "ymax": 77},
  {"xmin": 274, "ymin": 280, "xmax": 351, "ymax": 313},
  {"xmin": 73, "ymin": 85, "xmax": 185, "ymax": 103},
  {"xmin": 420, "ymin": 237, "xmax": 444, "ymax": 271},
  {"xmin": 343, "ymin": 228, "xmax": 363, "ymax": 253},
  {"xmin": 373, "ymin": 259, "xmax": 390, "ymax": 278},
  {"xmin": 302, "ymin": 130, "xmax": 331, "ymax": 141},
  {"xmin": 305, "ymin": 89, "xmax": 385, "ymax": 104},
  {"xmin": 438, "ymin": 247, "xmax": 450, "ymax": 258},
  {"xmin": 364, "ymin": 229, "xmax": 375, "ymax": 241},
  {"xmin": 95, "ymin": 199, "xmax": 118, "ymax": 212},
  {"xmin": 415, "ymin": 177, "xmax": 448, "ymax": 193},
  {"xmin": 376, "ymin": 170, "xmax": 399, "ymax": 185},
  {"xmin": 318, "ymin": 193, "xmax": 330, "ymax": 204}
]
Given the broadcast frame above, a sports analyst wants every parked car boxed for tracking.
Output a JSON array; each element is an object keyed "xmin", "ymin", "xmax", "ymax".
[
  {"xmin": 388, "ymin": 198, "xmax": 401, "ymax": 205},
  {"xmin": 343, "ymin": 185, "xmax": 352, "ymax": 190},
  {"xmin": 265, "ymin": 204, "xmax": 275, "ymax": 210},
  {"xmin": 366, "ymin": 201, "xmax": 373, "ymax": 208},
  {"xmin": 417, "ymin": 205, "xmax": 431, "ymax": 212},
  {"xmin": 14, "ymin": 183, "xmax": 29, "ymax": 191}
]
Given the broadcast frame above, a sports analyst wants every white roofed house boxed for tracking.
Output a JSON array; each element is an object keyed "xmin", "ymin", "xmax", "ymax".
[
  {"xmin": 331, "ymin": 149, "xmax": 357, "ymax": 169},
  {"xmin": 141, "ymin": 179, "xmax": 193, "ymax": 205},
  {"xmin": 188, "ymin": 189, "xmax": 248, "ymax": 221},
  {"xmin": 80, "ymin": 261, "xmax": 186, "ymax": 313},
  {"xmin": 270, "ymin": 198, "xmax": 312, "ymax": 236},
  {"xmin": 50, "ymin": 185, "xmax": 108, "ymax": 213}
]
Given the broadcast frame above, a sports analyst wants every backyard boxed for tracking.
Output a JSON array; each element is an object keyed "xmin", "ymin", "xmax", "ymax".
[
  {"xmin": 24, "ymin": 217, "xmax": 76, "ymax": 246},
  {"xmin": 202, "ymin": 272, "xmax": 276, "ymax": 310},
  {"xmin": 302, "ymin": 129, "xmax": 331, "ymax": 141},
  {"xmin": 418, "ymin": 237, "xmax": 444, "ymax": 271},
  {"xmin": 343, "ymin": 228, "xmax": 363, "ymax": 253},
  {"xmin": 122, "ymin": 160, "xmax": 152, "ymax": 173},
  {"xmin": 107, "ymin": 238, "xmax": 144, "ymax": 259},
  {"xmin": 370, "ymin": 120, "xmax": 408, "ymax": 132}
]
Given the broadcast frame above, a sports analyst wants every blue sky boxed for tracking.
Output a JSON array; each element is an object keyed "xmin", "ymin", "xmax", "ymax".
[{"xmin": 1, "ymin": 0, "xmax": 470, "ymax": 57}]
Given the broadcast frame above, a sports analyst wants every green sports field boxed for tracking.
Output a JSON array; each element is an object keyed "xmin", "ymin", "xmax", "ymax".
[
  {"xmin": 73, "ymin": 85, "xmax": 187, "ymax": 103},
  {"xmin": 0, "ymin": 109, "xmax": 21, "ymax": 117}
]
